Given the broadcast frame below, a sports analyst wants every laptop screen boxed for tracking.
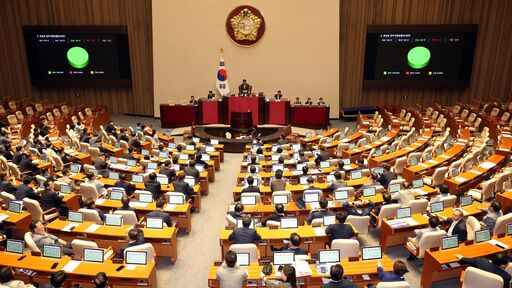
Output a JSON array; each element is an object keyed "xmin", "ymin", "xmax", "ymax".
[
  {"xmin": 159, "ymin": 152, "xmax": 169, "ymax": 159},
  {"xmin": 326, "ymin": 174, "xmax": 335, "ymax": 183},
  {"xmin": 43, "ymin": 245, "xmax": 62, "ymax": 259},
  {"xmin": 236, "ymin": 252, "xmax": 250, "ymax": 266},
  {"xmin": 360, "ymin": 139, "xmax": 368, "ymax": 146},
  {"xmin": 320, "ymin": 161, "xmax": 330, "ymax": 168},
  {"xmin": 6, "ymin": 239, "xmax": 24, "ymax": 254},
  {"xmin": 186, "ymin": 145, "xmax": 195, "ymax": 151},
  {"xmin": 168, "ymin": 143, "xmax": 176, "ymax": 149},
  {"xmin": 127, "ymin": 160, "xmax": 136, "ymax": 167},
  {"xmin": 125, "ymin": 251, "xmax": 147, "ymax": 265},
  {"xmin": 280, "ymin": 218, "xmax": 298, "ymax": 229},
  {"xmin": 372, "ymin": 167, "xmax": 384, "ymax": 175},
  {"xmin": 68, "ymin": 211, "xmax": 83, "ymax": 223},
  {"xmin": 147, "ymin": 162, "xmax": 158, "ymax": 170},
  {"xmin": 111, "ymin": 156, "xmax": 119, "ymax": 164},
  {"xmin": 272, "ymin": 164, "xmax": 284, "ymax": 172},
  {"xmin": 179, "ymin": 154, "xmax": 189, "ymax": 160},
  {"xmin": 430, "ymin": 202, "xmax": 444, "ymax": 213},
  {"xmin": 388, "ymin": 183, "xmax": 401, "ymax": 194},
  {"xmin": 83, "ymin": 248, "xmax": 104, "ymax": 263},
  {"xmin": 451, "ymin": 168, "xmax": 459, "ymax": 177},
  {"xmin": 138, "ymin": 193, "xmax": 153, "ymax": 203},
  {"xmin": 425, "ymin": 153, "xmax": 432, "ymax": 161},
  {"xmin": 193, "ymin": 137, "xmax": 200, "ymax": 143},
  {"xmin": 132, "ymin": 175, "xmax": 143, "ymax": 183},
  {"xmin": 292, "ymin": 144, "xmax": 300, "ymax": 151},
  {"xmin": 351, "ymin": 171, "xmax": 362, "ymax": 180},
  {"xmin": 409, "ymin": 157, "xmax": 418, "ymax": 166},
  {"xmin": 396, "ymin": 207, "xmax": 411, "ymax": 219},
  {"xmin": 460, "ymin": 195, "xmax": 472, "ymax": 207},
  {"xmin": 184, "ymin": 177, "xmax": 196, "ymax": 187},
  {"xmin": 375, "ymin": 150, "xmax": 383, "ymax": 157},
  {"xmin": 304, "ymin": 193, "xmax": 319, "ymax": 203},
  {"xmin": 8, "ymin": 201, "xmax": 22, "ymax": 213},
  {"xmin": 141, "ymin": 149, "xmax": 149, "ymax": 156},
  {"xmin": 348, "ymin": 143, "xmax": 356, "ymax": 150},
  {"xmin": 342, "ymin": 159, "xmax": 351, "ymax": 166},
  {"xmin": 507, "ymin": 223, "xmax": 512, "ymax": 236},
  {"xmin": 363, "ymin": 187, "xmax": 376, "ymax": 197},
  {"xmin": 273, "ymin": 195, "xmax": 289, "ymax": 204},
  {"xmin": 241, "ymin": 195, "xmax": 257, "ymax": 205},
  {"xmin": 146, "ymin": 217, "xmax": 164, "ymax": 229},
  {"xmin": 273, "ymin": 251, "xmax": 294, "ymax": 265},
  {"xmin": 323, "ymin": 215, "xmax": 336, "ymax": 226},
  {"xmin": 319, "ymin": 249, "xmax": 340, "ymax": 263},
  {"xmin": 299, "ymin": 176, "xmax": 309, "ymax": 185},
  {"xmin": 412, "ymin": 179, "xmax": 424, "ymax": 189},
  {"xmin": 271, "ymin": 154, "xmax": 280, "ymax": 161},
  {"xmin": 109, "ymin": 172, "xmax": 119, "ymax": 180},
  {"xmin": 361, "ymin": 246, "xmax": 382, "ymax": 261},
  {"xmin": 157, "ymin": 176, "xmax": 169, "ymax": 185},
  {"xmin": 441, "ymin": 236, "xmax": 459, "ymax": 250},
  {"xmin": 211, "ymin": 139, "xmax": 219, "ymax": 145},
  {"xmin": 168, "ymin": 194, "xmax": 185, "ymax": 205},
  {"xmin": 334, "ymin": 190, "xmax": 348, "ymax": 201},
  {"xmin": 70, "ymin": 164, "xmax": 81, "ymax": 173},
  {"xmin": 206, "ymin": 146, "xmax": 215, "ymax": 152},
  {"xmin": 105, "ymin": 214, "xmax": 123, "ymax": 227},
  {"xmin": 60, "ymin": 184, "xmax": 71, "ymax": 194},
  {"xmin": 202, "ymin": 154, "xmax": 211, "ymax": 161},
  {"xmin": 236, "ymin": 219, "xmax": 255, "ymax": 229},
  {"xmin": 296, "ymin": 163, "xmax": 306, "ymax": 171},
  {"xmin": 475, "ymin": 229, "xmax": 491, "ymax": 243}
]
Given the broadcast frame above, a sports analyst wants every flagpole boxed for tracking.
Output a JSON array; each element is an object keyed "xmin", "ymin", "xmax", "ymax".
[{"xmin": 220, "ymin": 48, "xmax": 223, "ymax": 58}]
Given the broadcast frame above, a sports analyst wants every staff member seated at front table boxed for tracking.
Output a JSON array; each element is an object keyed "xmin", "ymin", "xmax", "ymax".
[
  {"xmin": 238, "ymin": 79, "xmax": 251, "ymax": 96},
  {"xmin": 30, "ymin": 220, "xmax": 74, "ymax": 256},
  {"xmin": 293, "ymin": 97, "xmax": 302, "ymax": 105},
  {"xmin": 207, "ymin": 91, "xmax": 216, "ymax": 100},
  {"xmin": 305, "ymin": 97, "xmax": 313, "ymax": 105},
  {"xmin": 274, "ymin": 90, "xmax": 283, "ymax": 100},
  {"xmin": 317, "ymin": 98, "xmax": 326, "ymax": 105},
  {"xmin": 228, "ymin": 216, "xmax": 261, "ymax": 244},
  {"xmin": 189, "ymin": 95, "xmax": 198, "ymax": 105}
]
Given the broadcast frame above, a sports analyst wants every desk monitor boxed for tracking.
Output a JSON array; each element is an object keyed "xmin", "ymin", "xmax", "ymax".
[
  {"xmin": 192, "ymin": 137, "xmax": 200, "ymax": 143},
  {"xmin": 272, "ymin": 164, "xmax": 284, "ymax": 173},
  {"xmin": 388, "ymin": 183, "xmax": 401, "ymax": 194},
  {"xmin": 389, "ymin": 145, "xmax": 397, "ymax": 153},
  {"xmin": 292, "ymin": 144, "xmax": 300, "ymax": 151},
  {"xmin": 326, "ymin": 174, "xmax": 335, "ymax": 183},
  {"xmin": 412, "ymin": 179, "xmax": 424, "ymax": 189},
  {"xmin": 6, "ymin": 239, "xmax": 24, "ymax": 254},
  {"xmin": 70, "ymin": 164, "xmax": 81, "ymax": 174},
  {"xmin": 172, "ymin": 164, "xmax": 180, "ymax": 172},
  {"xmin": 323, "ymin": 215, "xmax": 336, "ymax": 226},
  {"xmin": 334, "ymin": 190, "xmax": 348, "ymax": 201},
  {"xmin": 146, "ymin": 217, "xmax": 164, "ymax": 229},
  {"xmin": 305, "ymin": 132, "xmax": 312, "ymax": 138},
  {"xmin": 351, "ymin": 170, "xmax": 362, "ymax": 180},
  {"xmin": 186, "ymin": 145, "xmax": 195, "ymax": 151},
  {"xmin": 105, "ymin": 214, "xmax": 123, "ymax": 227},
  {"xmin": 211, "ymin": 139, "xmax": 219, "ymax": 145},
  {"xmin": 326, "ymin": 137, "xmax": 333, "ymax": 144},
  {"xmin": 271, "ymin": 154, "xmax": 280, "ymax": 161},
  {"xmin": 168, "ymin": 194, "xmax": 185, "ymax": 205},
  {"xmin": 375, "ymin": 150, "xmax": 383, "ymax": 157},
  {"xmin": 280, "ymin": 218, "xmax": 298, "ymax": 229},
  {"xmin": 299, "ymin": 176, "xmax": 309, "ymax": 185},
  {"xmin": 159, "ymin": 152, "xmax": 169, "ymax": 159},
  {"xmin": 89, "ymin": 169, "xmax": 98, "ymax": 176},
  {"xmin": 273, "ymin": 251, "xmax": 295, "ymax": 265},
  {"xmin": 108, "ymin": 172, "xmax": 119, "ymax": 181},
  {"xmin": 80, "ymin": 147, "xmax": 88, "ymax": 154},
  {"xmin": 206, "ymin": 146, "xmax": 215, "ymax": 152},
  {"xmin": 202, "ymin": 154, "xmax": 211, "ymax": 161},
  {"xmin": 83, "ymin": 248, "xmax": 104, "ymax": 263},
  {"xmin": 125, "ymin": 251, "xmax": 147, "ymax": 265},
  {"xmin": 320, "ymin": 161, "xmax": 330, "ymax": 169},
  {"xmin": 236, "ymin": 219, "xmax": 255, "ymax": 229},
  {"xmin": 157, "ymin": 176, "xmax": 169, "ymax": 185},
  {"xmin": 39, "ymin": 180, "xmax": 45, "ymax": 189},
  {"xmin": 342, "ymin": 159, "xmax": 351, "ymax": 166},
  {"xmin": 348, "ymin": 143, "xmax": 356, "ymax": 150},
  {"xmin": 8, "ymin": 201, "xmax": 22, "ymax": 213},
  {"xmin": 400, "ymin": 141, "xmax": 407, "ymax": 148},
  {"xmin": 241, "ymin": 195, "xmax": 257, "ymax": 206},
  {"xmin": 131, "ymin": 174, "xmax": 143, "ymax": 183},
  {"xmin": 424, "ymin": 153, "xmax": 432, "ymax": 161},
  {"xmin": 475, "ymin": 229, "xmax": 491, "ymax": 243},
  {"xmin": 141, "ymin": 149, "xmax": 149, "ymax": 156},
  {"xmin": 168, "ymin": 143, "xmax": 176, "ymax": 149},
  {"xmin": 147, "ymin": 162, "xmax": 158, "ymax": 170},
  {"xmin": 396, "ymin": 207, "xmax": 411, "ymax": 219},
  {"xmin": 127, "ymin": 159, "xmax": 136, "ymax": 167},
  {"xmin": 507, "ymin": 223, "xmax": 512, "ymax": 236},
  {"xmin": 339, "ymin": 133, "xmax": 346, "ymax": 139},
  {"xmin": 273, "ymin": 195, "xmax": 289, "ymax": 205},
  {"xmin": 460, "ymin": 195, "xmax": 472, "ymax": 207},
  {"xmin": 372, "ymin": 167, "xmax": 384, "ymax": 175},
  {"xmin": 441, "ymin": 236, "xmax": 459, "ymax": 250},
  {"xmin": 138, "ymin": 193, "xmax": 153, "ymax": 203},
  {"xmin": 43, "ymin": 244, "xmax": 62, "ymax": 259},
  {"xmin": 115, "ymin": 142, "xmax": 120, "ymax": 149},
  {"xmin": 179, "ymin": 153, "xmax": 189, "ymax": 160},
  {"xmin": 363, "ymin": 187, "xmax": 376, "ymax": 197},
  {"xmin": 304, "ymin": 193, "xmax": 319, "ymax": 203},
  {"xmin": 110, "ymin": 156, "xmax": 119, "ymax": 164},
  {"xmin": 236, "ymin": 252, "xmax": 250, "ymax": 267},
  {"xmin": 41, "ymin": 154, "xmax": 48, "ymax": 162},
  {"xmin": 60, "ymin": 184, "xmax": 71, "ymax": 194},
  {"xmin": 319, "ymin": 249, "xmax": 340, "ymax": 263},
  {"xmin": 184, "ymin": 177, "xmax": 196, "ymax": 187},
  {"xmin": 430, "ymin": 202, "xmax": 444, "ymax": 213},
  {"xmin": 296, "ymin": 163, "xmax": 306, "ymax": 172},
  {"xmin": 465, "ymin": 160, "xmax": 473, "ymax": 171},
  {"xmin": 451, "ymin": 168, "xmax": 459, "ymax": 178},
  {"xmin": 361, "ymin": 246, "xmax": 382, "ymax": 261},
  {"xmin": 360, "ymin": 139, "xmax": 368, "ymax": 146},
  {"xmin": 68, "ymin": 211, "xmax": 83, "ymax": 223},
  {"xmin": 409, "ymin": 157, "xmax": 419, "ymax": 166}
]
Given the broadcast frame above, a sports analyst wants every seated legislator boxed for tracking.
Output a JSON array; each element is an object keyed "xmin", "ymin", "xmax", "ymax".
[
  {"xmin": 118, "ymin": 228, "xmax": 145, "ymax": 259},
  {"xmin": 195, "ymin": 153, "xmax": 209, "ymax": 169},
  {"xmin": 122, "ymin": 147, "xmax": 136, "ymax": 160},
  {"xmin": 15, "ymin": 176, "xmax": 39, "ymax": 201},
  {"xmin": 391, "ymin": 181, "xmax": 415, "ymax": 207},
  {"xmin": 238, "ymin": 79, "xmax": 251, "ymax": 96},
  {"xmin": 0, "ymin": 171, "xmax": 16, "ymax": 195},
  {"xmin": 229, "ymin": 203, "xmax": 245, "ymax": 221},
  {"xmin": 184, "ymin": 160, "xmax": 200, "ymax": 181},
  {"xmin": 0, "ymin": 266, "xmax": 37, "ymax": 288},
  {"xmin": 114, "ymin": 173, "xmax": 136, "ymax": 196},
  {"xmin": 85, "ymin": 172, "xmax": 107, "ymax": 195},
  {"xmin": 260, "ymin": 265, "xmax": 298, "ymax": 288},
  {"xmin": 455, "ymin": 252, "xmax": 511, "ymax": 288},
  {"xmin": 362, "ymin": 172, "xmax": 379, "ymax": 189},
  {"xmin": 377, "ymin": 164, "xmax": 397, "ymax": 189},
  {"xmin": 19, "ymin": 152, "xmax": 37, "ymax": 173},
  {"xmin": 305, "ymin": 98, "xmax": 313, "ymax": 105},
  {"xmin": 207, "ymin": 90, "xmax": 216, "ymax": 100},
  {"xmin": 56, "ymin": 169, "xmax": 78, "ymax": 191},
  {"xmin": 30, "ymin": 221, "xmax": 74, "ymax": 256},
  {"xmin": 271, "ymin": 233, "xmax": 308, "ymax": 256},
  {"xmin": 479, "ymin": 201, "xmax": 503, "ymax": 229},
  {"xmin": 228, "ymin": 216, "xmax": 261, "ymax": 244},
  {"xmin": 321, "ymin": 264, "xmax": 360, "ymax": 288},
  {"xmin": 117, "ymin": 195, "xmax": 137, "ymax": 213},
  {"xmin": 189, "ymin": 95, "xmax": 198, "ymax": 105},
  {"xmin": 84, "ymin": 198, "xmax": 106, "ymax": 221},
  {"xmin": 261, "ymin": 204, "xmax": 286, "ymax": 227},
  {"xmin": 173, "ymin": 173, "xmax": 195, "ymax": 201},
  {"xmin": 317, "ymin": 98, "xmax": 326, "ymax": 105},
  {"xmin": 45, "ymin": 270, "xmax": 67, "ymax": 288},
  {"xmin": 407, "ymin": 215, "xmax": 440, "ymax": 261},
  {"xmin": 370, "ymin": 193, "xmax": 393, "ymax": 227},
  {"xmin": 325, "ymin": 213, "xmax": 355, "ymax": 245},
  {"xmin": 377, "ymin": 260, "xmax": 409, "ymax": 282},
  {"xmin": 93, "ymin": 272, "xmax": 108, "ymax": 288},
  {"xmin": 144, "ymin": 172, "xmax": 162, "ymax": 201},
  {"xmin": 241, "ymin": 176, "xmax": 260, "ymax": 194},
  {"xmin": 445, "ymin": 209, "xmax": 468, "ymax": 242},
  {"xmin": 315, "ymin": 145, "xmax": 331, "ymax": 163},
  {"xmin": 307, "ymin": 198, "xmax": 334, "ymax": 224},
  {"xmin": 216, "ymin": 250, "xmax": 248, "ymax": 288},
  {"xmin": 327, "ymin": 171, "xmax": 347, "ymax": 191},
  {"xmin": 296, "ymin": 152, "xmax": 309, "ymax": 164},
  {"xmin": 342, "ymin": 198, "xmax": 375, "ymax": 217},
  {"xmin": 146, "ymin": 199, "xmax": 174, "ymax": 227},
  {"xmin": 41, "ymin": 180, "xmax": 67, "ymax": 217},
  {"xmin": 274, "ymin": 90, "xmax": 283, "ymax": 100},
  {"xmin": 271, "ymin": 170, "xmax": 287, "ymax": 192},
  {"xmin": 354, "ymin": 158, "xmax": 367, "ymax": 170},
  {"xmin": 93, "ymin": 154, "xmax": 107, "ymax": 171},
  {"xmin": 293, "ymin": 97, "xmax": 301, "ymax": 105}
]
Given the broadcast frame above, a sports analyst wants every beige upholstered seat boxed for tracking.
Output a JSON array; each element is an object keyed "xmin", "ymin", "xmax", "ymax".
[
  {"xmin": 392, "ymin": 157, "xmax": 407, "ymax": 175},
  {"xmin": 71, "ymin": 239, "xmax": 98, "ymax": 259},
  {"xmin": 466, "ymin": 216, "xmax": 481, "ymax": 241},
  {"xmin": 226, "ymin": 214, "xmax": 237, "ymax": 227},
  {"xmin": 113, "ymin": 210, "xmax": 138, "ymax": 225},
  {"xmin": 467, "ymin": 178, "xmax": 496, "ymax": 202},
  {"xmin": 78, "ymin": 208, "xmax": 102, "ymax": 222},
  {"xmin": 423, "ymin": 166, "xmax": 448, "ymax": 187},
  {"xmin": 124, "ymin": 243, "xmax": 156, "ymax": 263},
  {"xmin": 409, "ymin": 199, "xmax": 428, "ymax": 214},
  {"xmin": 493, "ymin": 213, "xmax": 512, "ymax": 235},
  {"xmin": 440, "ymin": 195, "xmax": 457, "ymax": 208},
  {"xmin": 406, "ymin": 230, "xmax": 446, "ymax": 259},
  {"xmin": 79, "ymin": 183, "xmax": 99, "ymax": 202},
  {"xmin": 0, "ymin": 192, "xmax": 15, "ymax": 207},
  {"xmin": 24, "ymin": 232, "xmax": 40, "ymax": 253},
  {"xmin": 461, "ymin": 267, "xmax": 503, "ymax": 288},
  {"xmin": 373, "ymin": 204, "xmax": 401, "ymax": 228},
  {"xmin": 88, "ymin": 147, "xmax": 101, "ymax": 160},
  {"xmin": 330, "ymin": 239, "xmax": 359, "ymax": 259},
  {"xmin": 346, "ymin": 215, "xmax": 370, "ymax": 236},
  {"xmin": 376, "ymin": 281, "xmax": 410, "ymax": 288},
  {"xmin": 229, "ymin": 244, "xmax": 259, "ymax": 263},
  {"xmin": 23, "ymin": 198, "xmax": 59, "ymax": 223}
]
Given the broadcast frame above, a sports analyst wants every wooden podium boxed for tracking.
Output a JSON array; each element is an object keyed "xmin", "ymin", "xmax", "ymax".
[{"xmin": 230, "ymin": 111, "xmax": 252, "ymax": 131}]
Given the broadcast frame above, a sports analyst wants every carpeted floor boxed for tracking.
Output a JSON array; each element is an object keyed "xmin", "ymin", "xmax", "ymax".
[{"xmin": 111, "ymin": 115, "xmax": 459, "ymax": 288}]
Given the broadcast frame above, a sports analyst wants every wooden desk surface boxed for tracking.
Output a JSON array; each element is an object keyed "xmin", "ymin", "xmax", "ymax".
[
  {"xmin": 496, "ymin": 190, "xmax": 512, "ymax": 213},
  {"xmin": 342, "ymin": 129, "xmax": 400, "ymax": 159},
  {"xmin": 219, "ymin": 224, "xmax": 358, "ymax": 240},
  {"xmin": 303, "ymin": 128, "xmax": 339, "ymax": 143}
]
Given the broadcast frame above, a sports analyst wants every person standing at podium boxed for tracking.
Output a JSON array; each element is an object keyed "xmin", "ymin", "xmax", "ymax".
[
  {"xmin": 238, "ymin": 79, "xmax": 251, "ymax": 96},
  {"xmin": 274, "ymin": 90, "xmax": 283, "ymax": 100},
  {"xmin": 207, "ymin": 91, "xmax": 216, "ymax": 100}
]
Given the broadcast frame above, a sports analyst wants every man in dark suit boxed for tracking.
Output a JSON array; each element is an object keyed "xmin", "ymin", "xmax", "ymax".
[
  {"xmin": 325, "ymin": 212, "xmax": 355, "ymax": 245},
  {"xmin": 122, "ymin": 147, "xmax": 136, "ymax": 160},
  {"xmin": 41, "ymin": 180, "xmax": 67, "ymax": 217},
  {"xmin": 307, "ymin": 198, "xmax": 334, "ymax": 224},
  {"xmin": 159, "ymin": 160, "xmax": 176, "ymax": 182},
  {"xmin": 456, "ymin": 252, "xmax": 511, "ymax": 288},
  {"xmin": 173, "ymin": 173, "xmax": 195, "ymax": 201},
  {"xmin": 261, "ymin": 204, "xmax": 286, "ymax": 227},
  {"xmin": 118, "ymin": 228, "xmax": 145, "ymax": 259},
  {"xmin": 116, "ymin": 195, "xmax": 137, "ymax": 215},
  {"xmin": 376, "ymin": 164, "xmax": 397, "ymax": 189},
  {"xmin": 0, "ymin": 171, "xmax": 16, "ymax": 195},
  {"xmin": 371, "ymin": 193, "xmax": 392, "ymax": 227},
  {"xmin": 207, "ymin": 91, "xmax": 216, "ymax": 100},
  {"xmin": 114, "ymin": 173, "xmax": 136, "ymax": 196},
  {"xmin": 228, "ymin": 216, "xmax": 261, "ymax": 244},
  {"xmin": 2, "ymin": 143, "xmax": 13, "ymax": 161},
  {"xmin": 144, "ymin": 172, "xmax": 162, "ymax": 201},
  {"xmin": 445, "ymin": 209, "xmax": 468, "ymax": 242},
  {"xmin": 184, "ymin": 160, "xmax": 200, "ymax": 181},
  {"xmin": 93, "ymin": 155, "xmax": 107, "ymax": 170},
  {"xmin": 195, "ymin": 154, "xmax": 209, "ymax": 169},
  {"xmin": 146, "ymin": 199, "xmax": 173, "ymax": 227},
  {"xmin": 342, "ymin": 199, "xmax": 375, "ymax": 217},
  {"xmin": 296, "ymin": 151, "xmax": 309, "ymax": 164},
  {"xmin": 229, "ymin": 203, "xmax": 245, "ymax": 221},
  {"xmin": 315, "ymin": 146, "xmax": 331, "ymax": 163},
  {"xmin": 189, "ymin": 95, "xmax": 198, "ymax": 105},
  {"xmin": 321, "ymin": 264, "xmax": 360, "ymax": 288},
  {"xmin": 274, "ymin": 90, "xmax": 283, "ymax": 100},
  {"xmin": 84, "ymin": 198, "xmax": 105, "ymax": 221},
  {"xmin": 12, "ymin": 145, "xmax": 24, "ymax": 165},
  {"xmin": 15, "ymin": 176, "xmax": 39, "ymax": 201},
  {"xmin": 19, "ymin": 152, "xmax": 37, "ymax": 173},
  {"xmin": 241, "ymin": 176, "xmax": 260, "ymax": 194},
  {"xmin": 271, "ymin": 233, "xmax": 308, "ymax": 255},
  {"xmin": 105, "ymin": 121, "xmax": 116, "ymax": 135},
  {"xmin": 327, "ymin": 171, "xmax": 347, "ymax": 191},
  {"xmin": 238, "ymin": 79, "xmax": 251, "ymax": 96}
]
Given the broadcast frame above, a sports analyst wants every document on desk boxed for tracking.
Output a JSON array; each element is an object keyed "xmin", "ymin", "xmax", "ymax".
[
  {"xmin": 85, "ymin": 224, "xmax": 101, "ymax": 233},
  {"xmin": 454, "ymin": 177, "xmax": 468, "ymax": 183},
  {"xmin": 95, "ymin": 199, "xmax": 106, "ymax": 205},
  {"xmin": 404, "ymin": 218, "xmax": 419, "ymax": 226},
  {"xmin": 313, "ymin": 227, "xmax": 326, "ymax": 236},
  {"xmin": 129, "ymin": 202, "xmax": 148, "ymax": 208},
  {"xmin": 164, "ymin": 204, "xmax": 176, "ymax": 211},
  {"xmin": 0, "ymin": 214, "xmax": 9, "ymax": 223},
  {"xmin": 61, "ymin": 223, "xmax": 79, "ymax": 232},
  {"xmin": 62, "ymin": 260, "xmax": 81, "ymax": 273},
  {"xmin": 427, "ymin": 160, "xmax": 439, "ymax": 165},
  {"xmin": 291, "ymin": 170, "xmax": 302, "ymax": 175},
  {"xmin": 125, "ymin": 265, "xmax": 137, "ymax": 271},
  {"xmin": 488, "ymin": 239, "xmax": 510, "ymax": 249},
  {"xmin": 405, "ymin": 147, "xmax": 415, "ymax": 151},
  {"xmin": 418, "ymin": 163, "xmax": 429, "ymax": 168},
  {"xmin": 439, "ymin": 155, "xmax": 450, "ymax": 159},
  {"xmin": 469, "ymin": 169, "xmax": 483, "ymax": 175},
  {"xmin": 381, "ymin": 137, "xmax": 390, "ymax": 142},
  {"xmin": 295, "ymin": 260, "xmax": 313, "ymax": 276},
  {"xmin": 479, "ymin": 162, "xmax": 496, "ymax": 169}
]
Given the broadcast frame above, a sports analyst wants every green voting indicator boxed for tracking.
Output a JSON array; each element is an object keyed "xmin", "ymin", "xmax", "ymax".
[
  {"xmin": 407, "ymin": 46, "xmax": 430, "ymax": 69},
  {"xmin": 67, "ymin": 46, "xmax": 89, "ymax": 69}
]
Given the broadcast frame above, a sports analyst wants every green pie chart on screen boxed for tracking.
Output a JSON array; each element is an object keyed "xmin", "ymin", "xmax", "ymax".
[
  {"xmin": 67, "ymin": 46, "xmax": 89, "ymax": 69},
  {"xmin": 407, "ymin": 46, "xmax": 430, "ymax": 69}
]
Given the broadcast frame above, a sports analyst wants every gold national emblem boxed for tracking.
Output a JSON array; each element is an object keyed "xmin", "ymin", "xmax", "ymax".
[{"xmin": 230, "ymin": 8, "xmax": 262, "ymax": 41}]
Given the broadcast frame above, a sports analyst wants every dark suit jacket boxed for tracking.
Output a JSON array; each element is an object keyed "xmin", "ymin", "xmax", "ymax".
[
  {"xmin": 377, "ymin": 171, "xmax": 397, "ymax": 188},
  {"xmin": 12, "ymin": 151, "xmax": 23, "ymax": 164},
  {"xmin": 159, "ymin": 167, "xmax": 176, "ymax": 182},
  {"xmin": 19, "ymin": 158, "xmax": 36, "ymax": 172},
  {"xmin": 273, "ymin": 244, "xmax": 308, "ymax": 255},
  {"xmin": 342, "ymin": 201, "xmax": 375, "ymax": 217},
  {"xmin": 93, "ymin": 158, "xmax": 107, "ymax": 170},
  {"xmin": 122, "ymin": 153, "xmax": 136, "ymax": 160},
  {"xmin": 460, "ymin": 257, "xmax": 511, "ymax": 288},
  {"xmin": 85, "ymin": 207, "xmax": 105, "ymax": 221},
  {"xmin": 262, "ymin": 213, "xmax": 285, "ymax": 227},
  {"xmin": 3, "ymin": 150, "xmax": 13, "ymax": 161},
  {"xmin": 119, "ymin": 229, "xmax": 145, "ymax": 258},
  {"xmin": 274, "ymin": 94, "xmax": 283, "ymax": 100},
  {"xmin": 114, "ymin": 180, "xmax": 136, "ymax": 196},
  {"xmin": 320, "ymin": 280, "xmax": 360, "ymax": 288},
  {"xmin": 105, "ymin": 124, "xmax": 116, "ymax": 135},
  {"xmin": 41, "ymin": 189, "xmax": 63, "ymax": 211},
  {"xmin": 147, "ymin": 209, "xmax": 173, "ymax": 227},
  {"xmin": 173, "ymin": 180, "xmax": 194, "ymax": 199},
  {"xmin": 447, "ymin": 218, "xmax": 468, "ymax": 242},
  {"xmin": 325, "ymin": 224, "xmax": 355, "ymax": 244},
  {"xmin": 228, "ymin": 227, "xmax": 261, "ymax": 244},
  {"xmin": 117, "ymin": 205, "xmax": 137, "ymax": 213},
  {"xmin": 15, "ymin": 184, "xmax": 38, "ymax": 201},
  {"xmin": 241, "ymin": 186, "xmax": 261, "ymax": 194},
  {"xmin": 144, "ymin": 180, "xmax": 162, "ymax": 200},
  {"xmin": 377, "ymin": 267, "xmax": 404, "ymax": 282},
  {"xmin": 0, "ymin": 180, "xmax": 16, "ymax": 195},
  {"xmin": 307, "ymin": 209, "xmax": 334, "ymax": 224},
  {"xmin": 184, "ymin": 167, "xmax": 200, "ymax": 179},
  {"xmin": 316, "ymin": 151, "xmax": 331, "ymax": 162}
]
